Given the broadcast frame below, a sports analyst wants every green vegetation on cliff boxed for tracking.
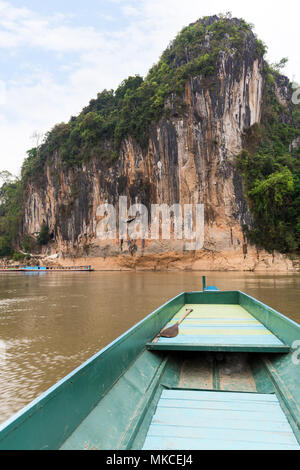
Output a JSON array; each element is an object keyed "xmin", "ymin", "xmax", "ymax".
[
  {"xmin": 237, "ymin": 70, "xmax": 300, "ymax": 253},
  {"xmin": 0, "ymin": 171, "xmax": 49, "ymax": 257},
  {"xmin": 0, "ymin": 174, "xmax": 23, "ymax": 257}
]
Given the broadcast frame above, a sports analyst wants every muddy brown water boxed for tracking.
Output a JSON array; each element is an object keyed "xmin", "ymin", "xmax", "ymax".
[{"xmin": 0, "ymin": 271, "xmax": 299, "ymax": 424}]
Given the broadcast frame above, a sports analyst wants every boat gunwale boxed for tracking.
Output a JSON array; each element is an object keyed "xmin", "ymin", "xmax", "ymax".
[
  {"xmin": 238, "ymin": 291, "xmax": 300, "ymax": 330},
  {"xmin": 0, "ymin": 291, "xmax": 186, "ymax": 439},
  {"xmin": 238, "ymin": 291, "xmax": 300, "ymax": 346}
]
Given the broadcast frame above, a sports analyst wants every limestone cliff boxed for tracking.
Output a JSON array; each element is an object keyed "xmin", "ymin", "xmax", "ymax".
[{"xmin": 21, "ymin": 16, "xmax": 297, "ymax": 271}]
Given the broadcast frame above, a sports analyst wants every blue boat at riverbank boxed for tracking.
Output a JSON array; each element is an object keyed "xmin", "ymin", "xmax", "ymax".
[{"xmin": 0, "ymin": 265, "xmax": 93, "ymax": 272}]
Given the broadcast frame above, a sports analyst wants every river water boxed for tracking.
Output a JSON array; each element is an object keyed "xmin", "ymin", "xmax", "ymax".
[{"xmin": 0, "ymin": 271, "xmax": 299, "ymax": 424}]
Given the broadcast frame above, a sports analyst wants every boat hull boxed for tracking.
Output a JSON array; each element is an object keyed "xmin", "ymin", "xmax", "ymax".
[{"xmin": 0, "ymin": 290, "xmax": 299, "ymax": 450}]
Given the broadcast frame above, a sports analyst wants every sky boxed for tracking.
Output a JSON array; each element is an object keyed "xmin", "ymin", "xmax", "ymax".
[{"xmin": 0, "ymin": 0, "xmax": 299, "ymax": 176}]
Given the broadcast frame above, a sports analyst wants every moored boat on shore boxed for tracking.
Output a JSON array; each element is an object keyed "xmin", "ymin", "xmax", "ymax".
[{"xmin": 0, "ymin": 265, "xmax": 94, "ymax": 272}]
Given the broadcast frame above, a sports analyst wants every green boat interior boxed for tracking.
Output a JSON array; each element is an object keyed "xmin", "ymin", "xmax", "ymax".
[
  {"xmin": 1, "ymin": 289, "xmax": 300, "ymax": 450},
  {"xmin": 61, "ymin": 350, "xmax": 300, "ymax": 450}
]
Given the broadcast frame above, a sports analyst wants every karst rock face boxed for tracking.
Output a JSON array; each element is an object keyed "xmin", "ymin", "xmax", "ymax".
[{"xmin": 22, "ymin": 17, "xmax": 295, "ymax": 271}]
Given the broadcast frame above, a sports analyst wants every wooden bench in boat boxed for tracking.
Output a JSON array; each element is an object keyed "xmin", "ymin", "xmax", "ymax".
[
  {"xmin": 147, "ymin": 303, "xmax": 290, "ymax": 353},
  {"xmin": 142, "ymin": 389, "xmax": 300, "ymax": 450}
]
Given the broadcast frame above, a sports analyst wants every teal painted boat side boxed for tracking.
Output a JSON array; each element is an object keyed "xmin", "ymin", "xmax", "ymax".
[
  {"xmin": 0, "ymin": 292, "xmax": 185, "ymax": 450},
  {"xmin": 239, "ymin": 291, "xmax": 300, "ymax": 346},
  {"xmin": 61, "ymin": 350, "xmax": 170, "ymax": 450},
  {"xmin": 185, "ymin": 290, "xmax": 239, "ymax": 304}
]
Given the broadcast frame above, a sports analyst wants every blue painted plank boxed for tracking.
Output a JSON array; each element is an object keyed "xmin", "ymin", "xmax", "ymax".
[
  {"xmin": 146, "ymin": 423, "xmax": 298, "ymax": 445},
  {"xmin": 166, "ymin": 321, "xmax": 260, "ymax": 326},
  {"xmin": 143, "ymin": 436, "xmax": 300, "ymax": 450},
  {"xmin": 169, "ymin": 317, "xmax": 259, "ymax": 321},
  {"xmin": 158, "ymin": 399, "xmax": 284, "ymax": 413},
  {"xmin": 142, "ymin": 391, "xmax": 300, "ymax": 450},
  {"xmin": 157, "ymin": 335, "xmax": 284, "ymax": 345},
  {"xmin": 152, "ymin": 408, "xmax": 290, "ymax": 428},
  {"xmin": 174, "ymin": 325, "xmax": 267, "ymax": 329},
  {"xmin": 161, "ymin": 390, "xmax": 278, "ymax": 402}
]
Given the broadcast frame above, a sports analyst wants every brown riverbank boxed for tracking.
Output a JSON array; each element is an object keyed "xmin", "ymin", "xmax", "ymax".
[
  {"xmin": 42, "ymin": 246, "xmax": 299, "ymax": 272},
  {"xmin": 1, "ymin": 244, "xmax": 299, "ymax": 272}
]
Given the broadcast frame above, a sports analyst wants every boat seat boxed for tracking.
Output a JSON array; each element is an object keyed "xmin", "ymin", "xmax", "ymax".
[
  {"xmin": 142, "ymin": 389, "xmax": 300, "ymax": 450},
  {"xmin": 147, "ymin": 304, "xmax": 290, "ymax": 353}
]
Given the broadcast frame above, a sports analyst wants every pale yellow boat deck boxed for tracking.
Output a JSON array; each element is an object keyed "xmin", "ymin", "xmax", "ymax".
[{"xmin": 148, "ymin": 304, "xmax": 288, "ymax": 352}]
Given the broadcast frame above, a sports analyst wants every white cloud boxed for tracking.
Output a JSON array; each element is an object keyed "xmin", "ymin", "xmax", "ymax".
[
  {"xmin": 0, "ymin": 0, "xmax": 299, "ymax": 175},
  {"xmin": 0, "ymin": 81, "xmax": 6, "ymax": 105},
  {"xmin": 122, "ymin": 5, "xmax": 140, "ymax": 17},
  {"xmin": 0, "ymin": 121, "xmax": 33, "ymax": 178},
  {"xmin": 0, "ymin": 1, "xmax": 108, "ymax": 52}
]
